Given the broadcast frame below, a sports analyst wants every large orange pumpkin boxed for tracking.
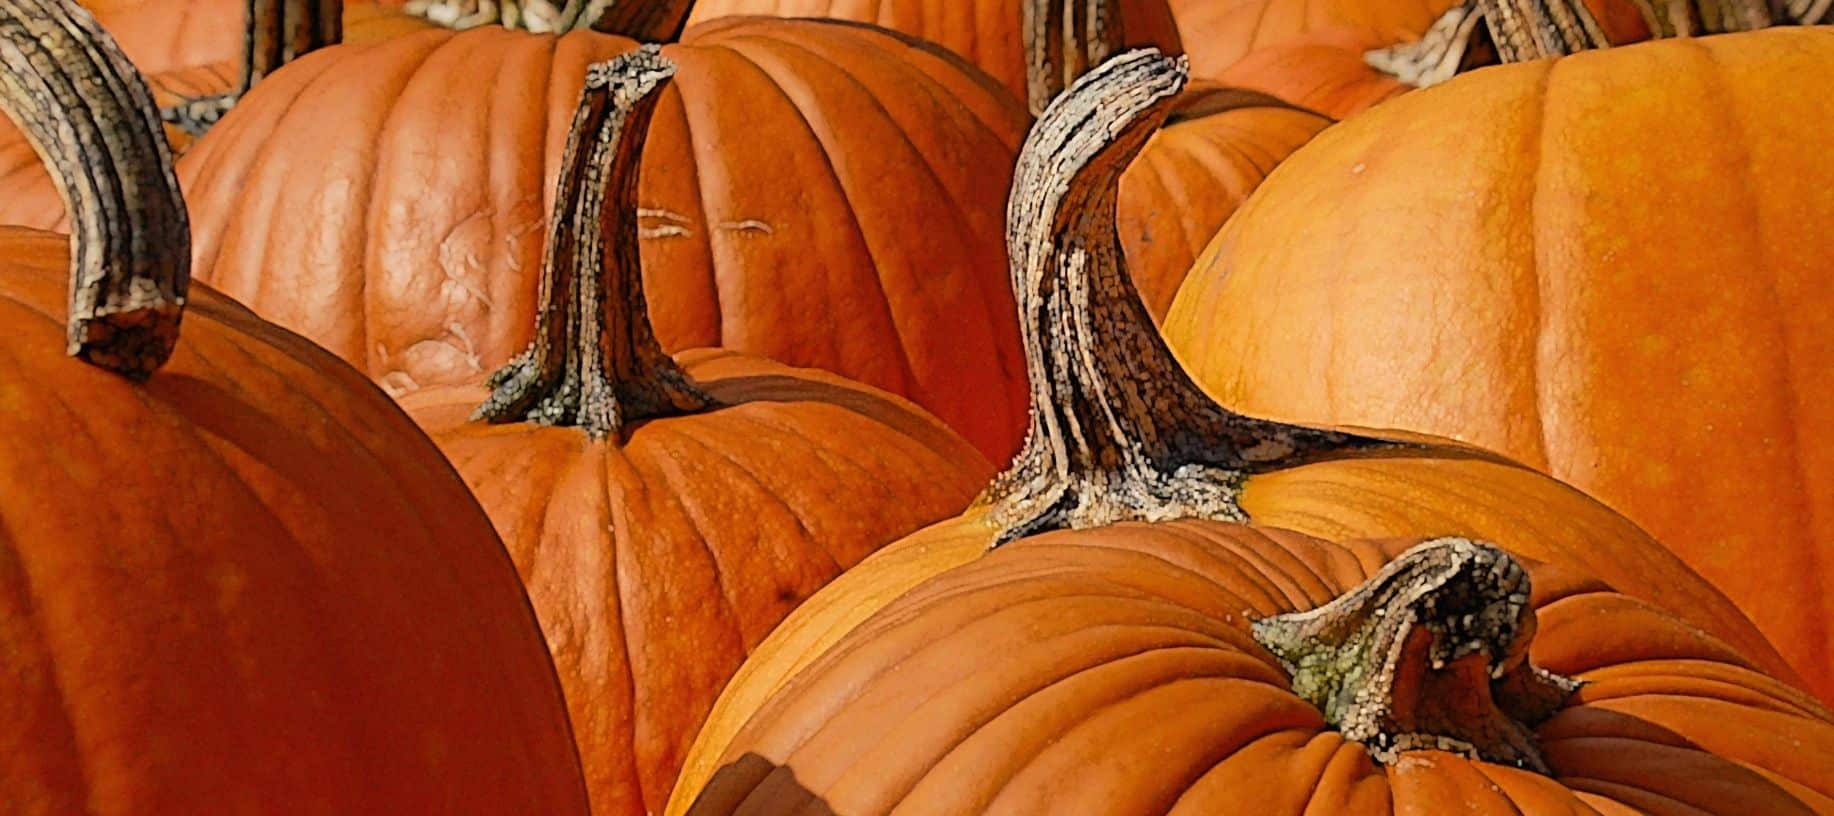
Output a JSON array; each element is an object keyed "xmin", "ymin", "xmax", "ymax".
[
  {"xmin": 0, "ymin": 0, "xmax": 428, "ymax": 230},
  {"xmin": 665, "ymin": 49, "xmax": 1816, "ymax": 812},
  {"xmin": 1116, "ymin": 82, "xmax": 1330, "ymax": 321},
  {"xmin": 1166, "ymin": 26, "xmax": 1834, "ymax": 701},
  {"xmin": 398, "ymin": 49, "xmax": 992, "ymax": 816},
  {"xmin": 0, "ymin": 3, "xmax": 586, "ymax": 810},
  {"xmin": 178, "ymin": 14, "xmax": 1031, "ymax": 463}
]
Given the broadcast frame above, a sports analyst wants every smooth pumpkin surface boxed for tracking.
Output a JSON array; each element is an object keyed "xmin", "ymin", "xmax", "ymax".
[
  {"xmin": 1212, "ymin": 25, "xmax": 1411, "ymax": 118},
  {"xmin": 1166, "ymin": 28, "xmax": 1834, "ymax": 700},
  {"xmin": 178, "ymin": 17, "xmax": 1032, "ymax": 463},
  {"xmin": 682, "ymin": 521, "xmax": 1834, "ymax": 815},
  {"xmin": 680, "ymin": 0, "xmax": 1184, "ymax": 102},
  {"xmin": 1117, "ymin": 82, "xmax": 1331, "ymax": 321},
  {"xmin": 0, "ymin": 228, "xmax": 589, "ymax": 814}
]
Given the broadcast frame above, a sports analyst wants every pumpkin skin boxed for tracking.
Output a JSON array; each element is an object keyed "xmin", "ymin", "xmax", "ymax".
[
  {"xmin": 405, "ymin": 350, "xmax": 992, "ymax": 816},
  {"xmin": 1116, "ymin": 82, "xmax": 1330, "ymax": 321},
  {"xmin": 0, "ymin": 231, "xmax": 591, "ymax": 813},
  {"xmin": 1212, "ymin": 25, "xmax": 1411, "ymax": 118},
  {"xmin": 178, "ymin": 17, "xmax": 1032, "ymax": 463},
  {"xmin": 680, "ymin": 522, "xmax": 1834, "ymax": 815},
  {"xmin": 680, "ymin": 0, "xmax": 1184, "ymax": 103},
  {"xmin": 1165, "ymin": 0, "xmax": 1461, "ymax": 80},
  {"xmin": 1165, "ymin": 28, "xmax": 1834, "ymax": 701}
]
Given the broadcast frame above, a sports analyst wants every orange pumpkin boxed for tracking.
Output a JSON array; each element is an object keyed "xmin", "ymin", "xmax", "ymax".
[
  {"xmin": 0, "ymin": 3, "xmax": 586, "ymax": 810},
  {"xmin": 1116, "ymin": 82, "xmax": 1330, "ymax": 320},
  {"xmin": 399, "ymin": 48, "xmax": 992, "ymax": 816},
  {"xmin": 0, "ymin": 0, "xmax": 428, "ymax": 230},
  {"xmin": 1166, "ymin": 26, "xmax": 1834, "ymax": 701},
  {"xmin": 1166, "ymin": 0, "xmax": 1462, "ymax": 80},
  {"xmin": 666, "ymin": 49, "xmax": 1817, "ymax": 813},
  {"xmin": 178, "ymin": 14, "xmax": 1032, "ymax": 463}
]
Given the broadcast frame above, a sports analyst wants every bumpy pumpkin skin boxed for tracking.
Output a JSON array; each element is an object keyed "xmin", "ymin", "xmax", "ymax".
[
  {"xmin": 178, "ymin": 17, "xmax": 1031, "ymax": 463},
  {"xmin": 680, "ymin": 0, "xmax": 1183, "ymax": 103},
  {"xmin": 0, "ymin": 230, "xmax": 588, "ymax": 813},
  {"xmin": 1166, "ymin": 28, "xmax": 1834, "ymax": 700},
  {"xmin": 1116, "ymin": 83, "xmax": 1330, "ymax": 321},
  {"xmin": 683, "ymin": 521, "xmax": 1834, "ymax": 815},
  {"xmin": 405, "ymin": 349, "xmax": 991, "ymax": 816}
]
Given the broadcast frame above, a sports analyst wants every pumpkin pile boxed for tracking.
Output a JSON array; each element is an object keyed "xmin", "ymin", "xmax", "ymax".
[{"xmin": 1, "ymin": 0, "xmax": 1827, "ymax": 812}]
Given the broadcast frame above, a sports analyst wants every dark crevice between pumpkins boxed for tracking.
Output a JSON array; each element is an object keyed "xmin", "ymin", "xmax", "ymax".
[
  {"xmin": 977, "ymin": 48, "xmax": 1400, "ymax": 546},
  {"xmin": 474, "ymin": 45, "xmax": 719, "ymax": 440},
  {"xmin": 0, "ymin": 0, "xmax": 189, "ymax": 379},
  {"xmin": 161, "ymin": 0, "xmax": 341, "ymax": 139},
  {"xmin": 1366, "ymin": 0, "xmax": 1789, "ymax": 90},
  {"xmin": 992, "ymin": 48, "xmax": 1580, "ymax": 771},
  {"xmin": 1254, "ymin": 538, "xmax": 1582, "ymax": 773}
]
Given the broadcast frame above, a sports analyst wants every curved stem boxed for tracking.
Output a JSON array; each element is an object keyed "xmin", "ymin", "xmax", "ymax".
[
  {"xmin": 981, "ymin": 49, "xmax": 1399, "ymax": 545},
  {"xmin": 162, "ymin": 0, "xmax": 342, "ymax": 138},
  {"xmin": 1365, "ymin": 1, "xmax": 1492, "ymax": 88},
  {"xmin": 1024, "ymin": 0, "xmax": 1125, "ymax": 117},
  {"xmin": 0, "ymin": 0, "xmax": 189, "ymax": 379},
  {"xmin": 1253, "ymin": 538, "xmax": 1581, "ymax": 773},
  {"xmin": 474, "ymin": 46, "xmax": 716, "ymax": 439}
]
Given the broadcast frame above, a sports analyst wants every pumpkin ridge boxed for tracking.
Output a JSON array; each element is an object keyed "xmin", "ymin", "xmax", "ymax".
[
  {"xmin": 710, "ymin": 36, "xmax": 943, "ymax": 402},
  {"xmin": 1690, "ymin": 36, "xmax": 1826, "ymax": 676},
  {"xmin": 0, "ymin": 524, "xmax": 91, "ymax": 808},
  {"xmin": 643, "ymin": 80, "xmax": 722, "ymax": 348}
]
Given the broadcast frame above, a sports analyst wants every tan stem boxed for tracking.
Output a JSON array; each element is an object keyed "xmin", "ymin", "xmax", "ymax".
[
  {"xmin": 1476, "ymin": 0, "xmax": 1613, "ymax": 61},
  {"xmin": 405, "ymin": 0, "xmax": 690, "ymax": 37},
  {"xmin": 0, "ymin": 0, "xmax": 189, "ymax": 380},
  {"xmin": 1253, "ymin": 539, "xmax": 1582, "ymax": 773},
  {"xmin": 1024, "ymin": 0, "xmax": 1127, "ymax": 117},
  {"xmin": 980, "ymin": 49, "xmax": 1400, "ymax": 545},
  {"xmin": 161, "ymin": 0, "xmax": 343, "ymax": 138},
  {"xmin": 1365, "ymin": 1, "xmax": 1493, "ymax": 88},
  {"xmin": 473, "ymin": 46, "xmax": 716, "ymax": 439}
]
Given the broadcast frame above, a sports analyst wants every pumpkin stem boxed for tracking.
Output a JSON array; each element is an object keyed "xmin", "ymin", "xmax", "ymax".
[
  {"xmin": 1365, "ymin": 1, "xmax": 1494, "ymax": 88},
  {"xmin": 0, "ymin": 0, "xmax": 189, "ymax": 380},
  {"xmin": 1252, "ymin": 538, "xmax": 1582, "ymax": 773},
  {"xmin": 162, "ymin": 0, "xmax": 342, "ymax": 138},
  {"xmin": 1476, "ymin": 0, "xmax": 1778, "ymax": 64},
  {"xmin": 1024, "ymin": 0, "xmax": 1125, "ymax": 117},
  {"xmin": 980, "ymin": 49, "xmax": 1398, "ymax": 545},
  {"xmin": 403, "ymin": 0, "xmax": 690, "ymax": 37},
  {"xmin": 473, "ymin": 46, "xmax": 717, "ymax": 439}
]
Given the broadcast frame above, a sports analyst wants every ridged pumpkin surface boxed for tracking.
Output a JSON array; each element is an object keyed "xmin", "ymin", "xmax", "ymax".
[
  {"xmin": 1166, "ymin": 0, "xmax": 1460, "ymax": 79},
  {"xmin": 0, "ymin": 229, "xmax": 587, "ymax": 813},
  {"xmin": 1166, "ymin": 28, "xmax": 1834, "ymax": 700},
  {"xmin": 684, "ymin": 520, "xmax": 1834, "ymax": 814},
  {"xmin": 178, "ymin": 17, "xmax": 1031, "ymax": 462},
  {"xmin": 1117, "ymin": 83, "xmax": 1330, "ymax": 321},
  {"xmin": 404, "ymin": 348, "xmax": 990, "ymax": 816},
  {"xmin": 681, "ymin": 0, "xmax": 1183, "ymax": 102}
]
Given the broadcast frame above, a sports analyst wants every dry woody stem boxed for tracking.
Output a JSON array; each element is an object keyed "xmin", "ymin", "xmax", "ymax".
[
  {"xmin": 474, "ymin": 46, "xmax": 717, "ymax": 439},
  {"xmin": 163, "ymin": 0, "xmax": 343, "ymax": 138},
  {"xmin": 404, "ymin": 0, "xmax": 690, "ymax": 37},
  {"xmin": 979, "ymin": 49, "xmax": 1399, "ymax": 545},
  {"xmin": 1253, "ymin": 538, "xmax": 1581, "ymax": 773},
  {"xmin": 0, "ymin": 0, "xmax": 190, "ymax": 379}
]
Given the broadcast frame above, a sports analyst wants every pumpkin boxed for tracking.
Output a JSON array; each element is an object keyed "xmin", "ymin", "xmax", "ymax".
[
  {"xmin": 178, "ymin": 12, "xmax": 1032, "ymax": 464},
  {"xmin": 0, "ymin": 0, "xmax": 428, "ymax": 230},
  {"xmin": 1166, "ymin": 0, "xmax": 1463, "ymax": 80},
  {"xmin": 399, "ymin": 0, "xmax": 1184, "ymax": 115},
  {"xmin": 0, "ymin": 3, "xmax": 587, "ymax": 810},
  {"xmin": 397, "ymin": 48, "xmax": 992, "ymax": 816},
  {"xmin": 1165, "ymin": 25, "xmax": 1834, "ymax": 701},
  {"xmin": 1116, "ymin": 82, "xmax": 1330, "ymax": 321},
  {"xmin": 664, "ymin": 49, "xmax": 1814, "ymax": 812}
]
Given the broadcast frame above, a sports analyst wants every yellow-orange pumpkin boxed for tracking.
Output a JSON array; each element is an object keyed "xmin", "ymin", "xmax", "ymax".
[{"xmin": 1166, "ymin": 26, "xmax": 1834, "ymax": 701}]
